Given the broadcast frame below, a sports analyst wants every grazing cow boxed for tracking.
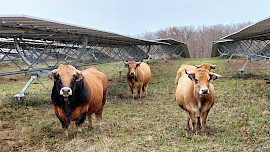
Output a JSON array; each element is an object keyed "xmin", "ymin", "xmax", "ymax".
[
  {"xmin": 49, "ymin": 64, "xmax": 108, "ymax": 139},
  {"xmin": 124, "ymin": 61, "xmax": 151, "ymax": 99},
  {"xmin": 175, "ymin": 64, "xmax": 221, "ymax": 134},
  {"xmin": 175, "ymin": 63, "xmax": 216, "ymax": 85}
]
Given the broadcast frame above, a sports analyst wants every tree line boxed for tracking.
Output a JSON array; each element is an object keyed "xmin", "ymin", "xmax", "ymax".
[{"xmin": 138, "ymin": 22, "xmax": 251, "ymax": 58}]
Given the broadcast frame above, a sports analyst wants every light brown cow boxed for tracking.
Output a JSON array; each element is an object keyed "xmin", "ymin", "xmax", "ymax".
[
  {"xmin": 175, "ymin": 64, "xmax": 220, "ymax": 134},
  {"xmin": 49, "ymin": 64, "xmax": 108, "ymax": 139},
  {"xmin": 124, "ymin": 61, "xmax": 151, "ymax": 99},
  {"xmin": 175, "ymin": 63, "xmax": 216, "ymax": 85}
]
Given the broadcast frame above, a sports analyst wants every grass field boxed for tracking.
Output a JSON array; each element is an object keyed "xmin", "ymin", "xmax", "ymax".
[{"xmin": 0, "ymin": 58, "xmax": 269, "ymax": 151}]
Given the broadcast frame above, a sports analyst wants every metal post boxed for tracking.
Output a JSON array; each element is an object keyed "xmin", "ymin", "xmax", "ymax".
[
  {"xmin": 71, "ymin": 36, "xmax": 88, "ymax": 66},
  {"xmin": 14, "ymin": 76, "xmax": 37, "ymax": 103}
]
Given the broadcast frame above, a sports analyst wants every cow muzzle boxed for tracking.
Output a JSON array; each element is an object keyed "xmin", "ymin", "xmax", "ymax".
[
  {"xmin": 130, "ymin": 72, "xmax": 135, "ymax": 78},
  {"xmin": 60, "ymin": 87, "xmax": 72, "ymax": 97},
  {"xmin": 199, "ymin": 88, "xmax": 209, "ymax": 95}
]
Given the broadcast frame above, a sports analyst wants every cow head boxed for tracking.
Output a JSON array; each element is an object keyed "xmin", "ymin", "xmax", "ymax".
[
  {"xmin": 124, "ymin": 61, "xmax": 141, "ymax": 78},
  {"xmin": 186, "ymin": 68, "xmax": 221, "ymax": 95},
  {"xmin": 49, "ymin": 64, "xmax": 83, "ymax": 101},
  {"xmin": 195, "ymin": 63, "xmax": 216, "ymax": 71}
]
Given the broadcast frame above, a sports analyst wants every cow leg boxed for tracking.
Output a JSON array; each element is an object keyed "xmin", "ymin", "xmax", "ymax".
[
  {"xmin": 137, "ymin": 85, "xmax": 143, "ymax": 99},
  {"xmin": 185, "ymin": 111, "xmax": 191, "ymax": 130},
  {"xmin": 95, "ymin": 114, "xmax": 102, "ymax": 132},
  {"xmin": 143, "ymin": 83, "xmax": 149, "ymax": 97},
  {"xmin": 95, "ymin": 104, "xmax": 104, "ymax": 132},
  {"xmin": 128, "ymin": 84, "xmax": 134, "ymax": 98},
  {"xmin": 55, "ymin": 114, "xmax": 69, "ymax": 140},
  {"xmin": 201, "ymin": 109, "xmax": 210, "ymax": 132},
  {"xmin": 75, "ymin": 112, "xmax": 87, "ymax": 138},
  {"xmin": 87, "ymin": 114, "xmax": 94, "ymax": 130},
  {"xmin": 189, "ymin": 111, "xmax": 197, "ymax": 135},
  {"xmin": 197, "ymin": 117, "xmax": 201, "ymax": 129}
]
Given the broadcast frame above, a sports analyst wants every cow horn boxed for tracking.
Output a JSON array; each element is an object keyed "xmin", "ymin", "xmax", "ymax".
[
  {"xmin": 135, "ymin": 61, "xmax": 142, "ymax": 65},
  {"xmin": 210, "ymin": 65, "xmax": 216, "ymax": 69},
  {"xmin": 194, "ymin": 64, "xmax": 201, "ymax": 68},
  {"xmin": 51, "ymin": 69, "xmax": 58, "ymax": 74}
]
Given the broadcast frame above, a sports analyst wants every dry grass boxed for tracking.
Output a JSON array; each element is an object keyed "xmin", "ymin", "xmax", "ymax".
[{"xmin": 0, "ymin": 58, "xmax": 269, "ymax": 151}]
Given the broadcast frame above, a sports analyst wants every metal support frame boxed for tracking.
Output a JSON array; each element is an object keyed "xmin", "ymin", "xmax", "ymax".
[
  {"xmin": 215, "ymin": 39, "xmax": 270, "ymax": 73},
  {"xmin": 14, "ymin": 75, "xmax": 49, "ymax": 103},
  {"xmin": 0, "ymin": 37, "xmax": 185, "ymax": 102},
  {"xmin": 71, "ymin": 36, "xmax": 88, "ymax": 66}
]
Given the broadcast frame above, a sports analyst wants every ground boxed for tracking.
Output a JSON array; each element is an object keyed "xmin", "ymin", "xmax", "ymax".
[{"xmin": 0, "ymin": 58, "xmax": 269, "ymax": 151}]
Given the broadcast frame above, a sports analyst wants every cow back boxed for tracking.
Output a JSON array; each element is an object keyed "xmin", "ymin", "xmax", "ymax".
[
  {"xmin": 81, "ymin": 67, "xmax": 108, "ymax": 114},
  {"xmin": 138, "ymin": 62, "xmax": 151, "ymax": 85},
  {"xmin": 175, "ymin": 64, "xmax": 196, "ymax": 84}
]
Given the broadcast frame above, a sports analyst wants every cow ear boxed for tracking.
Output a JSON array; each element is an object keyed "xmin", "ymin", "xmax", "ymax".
[
  {"xmin": 123, "ymin": 61, "xmax": 129, "ymax": 67},
  {"xmin": 136, "ymin": 61, "xmax": 142, "ymax": 67},
  {"xmin": 210, "ymin": 65, "xmax": 216, "ymax": 70},
  {"xmin": 209, "ymin": 72, "xmax": 221, "ymax": 80},
  {"xmin": 76, "ymin": 70, "xmax": 83, "ymax": 81},
  {"xmin": 185, "ymin": 70, "xmax": 195, "ymax": 80},
  {"xmin": 195, "ymin": 65, "xmax": 201, "ymax": 68},
  {"xmin": 48, "ymin": 69, "xmax": 58, "ymax": 80}
]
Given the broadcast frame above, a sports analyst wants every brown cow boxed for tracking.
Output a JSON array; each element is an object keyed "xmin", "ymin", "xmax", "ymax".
[
  {"xmin": 124, "ymin": 61, "xmax": 151, "ymax": 99},
  {"xmin": 49, "ymin": 64, "xmax": 108, "ymax": 139},
  {"xmin": 175, "ymin": 63, "xmax": 216, "ymax": 85},
  {"xmin": 175, "ymin": 64, "xmax": 221, "ymax": 134}
]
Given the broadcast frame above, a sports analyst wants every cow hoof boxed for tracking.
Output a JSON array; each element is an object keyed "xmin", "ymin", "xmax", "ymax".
[
  {"xmin": 76, "ymin": 132, "xmax": 83, "ymax": 139},
  {"xmin": 96, "ymin": 127, "xmax": 101, "ymax": 133},
  {"xmin": 63, "ymin": 136, "xmax": 69, "ymax": 141},
  {"xmin": 88, "ymin": 126, "xmax": 94, "ymax": 131}
]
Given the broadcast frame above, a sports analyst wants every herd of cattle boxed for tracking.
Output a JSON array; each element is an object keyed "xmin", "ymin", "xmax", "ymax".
[{"xmin": 49, "ymin": 61, "xmax": 221, "ymax": 139}]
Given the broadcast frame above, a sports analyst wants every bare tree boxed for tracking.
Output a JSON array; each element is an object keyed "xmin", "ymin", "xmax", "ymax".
[{"xmin": 139, "ymin": 22, "xmax": 251, "ymax": 58}]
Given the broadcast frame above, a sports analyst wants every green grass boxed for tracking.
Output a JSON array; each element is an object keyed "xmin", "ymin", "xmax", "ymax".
[{"xmin": 0, "ymin": 58, "xmax": 270, "ymax": 151}]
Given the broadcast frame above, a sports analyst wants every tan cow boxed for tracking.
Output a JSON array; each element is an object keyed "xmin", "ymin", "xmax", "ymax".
[
  {"xmin": 175, "ymin": 64, "xmax": 220, "ymax": 134},
  {"xmin": 175, "ymin": 63, "xmax": 216, "ymax": 85},
  {"xmin": 124, "ymin": 61, "xmax": 151, "ymax": 99},
  {"xmin": 49, "ymin": 64, "xmax": 108, "ymax": 139}
]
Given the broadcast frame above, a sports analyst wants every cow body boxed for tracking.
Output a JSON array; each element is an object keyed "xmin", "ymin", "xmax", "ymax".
[
  {"xmin": 50, "ymin": 65, "xmax": 108, "ymax": 139},
  {"xmin": 124, "ymin": 61, "xmax": 151, "ymax": 99},
  {"xmin": 175, "ymin": 64, "xmax": 220, "ymax": 134}
]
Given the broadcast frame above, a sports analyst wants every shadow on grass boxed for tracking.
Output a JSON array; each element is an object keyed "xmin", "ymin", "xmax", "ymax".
[{"xmin": 230, "ymin": 73, "xmax": 269, "ymax": 80}]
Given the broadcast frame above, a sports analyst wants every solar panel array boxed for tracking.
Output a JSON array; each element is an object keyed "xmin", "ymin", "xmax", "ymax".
[{"xmin": 0, "ymin": 15, "xmax": 189, "ymax": 76}]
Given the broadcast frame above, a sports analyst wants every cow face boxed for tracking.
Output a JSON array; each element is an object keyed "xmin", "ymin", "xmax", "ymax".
[
  {"xmin": 186, "ymin": 69, "xmax": 220, "ymax": 95},
  {"xmin": 124, "ymin": 61, "xmax": 141, "ymax": 78},
  {"xmin": 49, "ymin": 64, "xmax": 83, "ymax": 100}
]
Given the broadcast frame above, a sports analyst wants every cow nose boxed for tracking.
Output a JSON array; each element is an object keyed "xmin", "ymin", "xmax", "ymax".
[
  {"xmin": 60, "ymin": 87, "xmax": 72, "ymax": 97},
  {"xmin": 63, "ymin": 88, "xmax": 71, "ymax": 93},
  {"xmin": 200, "ymin": 88, "xmax": 209, "ymax": 95},
  {"xmin": 130, "ymin": 72, "xmax": 135, "ymax": 77}
]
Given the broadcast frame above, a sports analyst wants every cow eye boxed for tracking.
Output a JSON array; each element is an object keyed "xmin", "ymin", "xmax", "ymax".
[{"xmin": 73, "ymin": 74, "xmax": 78, "ymax": 80}]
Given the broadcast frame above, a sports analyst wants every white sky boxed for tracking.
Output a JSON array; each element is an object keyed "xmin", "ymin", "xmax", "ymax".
[{"xmin": 0, "ymin": 0, "xmax": 269, "ymax": 37}]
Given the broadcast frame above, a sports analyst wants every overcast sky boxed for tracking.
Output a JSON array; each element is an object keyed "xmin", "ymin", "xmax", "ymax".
[{"xmin": 0, "ymin": 0, "xmax": 269, "ymax": 37}]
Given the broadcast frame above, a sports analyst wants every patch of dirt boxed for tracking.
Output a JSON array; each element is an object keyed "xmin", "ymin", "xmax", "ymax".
[
  {"xmin": 0, "ymin": 121, "xmax": 27, "ymax": 152},
  {"xmin": 0, "ymin": 77, "xmax": 25, "ymax": 84},
  {"xmin": 225, "ymin": 59, "xmax": 270, "ymax": 70}
]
